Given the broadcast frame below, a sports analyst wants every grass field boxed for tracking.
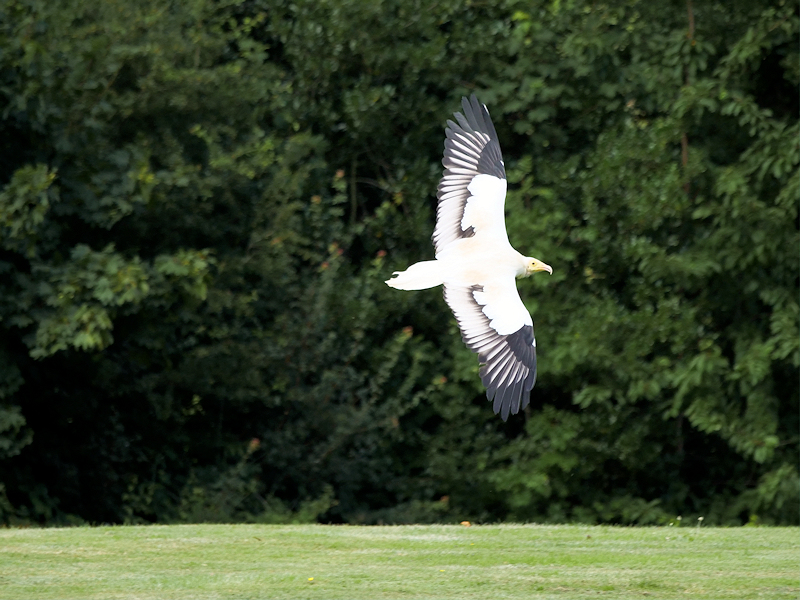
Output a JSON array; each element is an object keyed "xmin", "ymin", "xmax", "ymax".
[{"xmin": 0, "ymin": 523, "xmax": 796, "ymax": 599}]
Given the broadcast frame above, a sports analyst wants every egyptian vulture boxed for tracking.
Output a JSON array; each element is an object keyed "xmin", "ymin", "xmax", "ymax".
[{"xmin": 385, "ymin": 95, "xmax": 552, "ymax": 421}]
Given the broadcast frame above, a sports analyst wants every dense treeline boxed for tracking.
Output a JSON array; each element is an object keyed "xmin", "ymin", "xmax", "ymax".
[{"xmin": 0, "ymin": 0, "xmax": 797, "ymax": 525}]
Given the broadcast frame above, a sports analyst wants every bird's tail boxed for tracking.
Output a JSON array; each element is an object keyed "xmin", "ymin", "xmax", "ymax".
[{"xmin": 385, "ymin": 260, "xmax": 445, "ymax": 290}]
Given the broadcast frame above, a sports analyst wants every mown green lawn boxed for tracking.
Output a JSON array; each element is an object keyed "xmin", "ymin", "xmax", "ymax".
[{"xmin": 0, "ymin": 524, "xmax": 796, "ymax": 599}]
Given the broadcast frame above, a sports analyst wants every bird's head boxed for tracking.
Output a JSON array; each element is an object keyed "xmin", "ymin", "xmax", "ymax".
[{"xmin": 523, "ymin": 257, "xmax": 553, "ymax": 277}]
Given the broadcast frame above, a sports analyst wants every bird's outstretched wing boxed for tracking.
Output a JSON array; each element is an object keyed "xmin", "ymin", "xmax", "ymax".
[
  {"xmin": 433, "ymin": 95, "xmax": 508, "ymax": 256},
  {"xmin": 444, "ymin": 283, "xmax": 537, "ymax": 421}
]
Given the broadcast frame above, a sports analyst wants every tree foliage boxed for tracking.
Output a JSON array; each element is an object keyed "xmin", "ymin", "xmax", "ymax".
[{"xmin": 0, "ymin": 0, "xmax": 797, "ymax": 525}]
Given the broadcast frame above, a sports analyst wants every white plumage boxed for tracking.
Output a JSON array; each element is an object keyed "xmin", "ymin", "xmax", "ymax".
[{"xmin": 386, "ymin": 95, "xmax": 552, "ymax": 420}]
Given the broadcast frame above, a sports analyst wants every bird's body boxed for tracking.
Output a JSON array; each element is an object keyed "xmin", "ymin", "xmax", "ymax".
[{"xmin": 386, "ymin": 95, "xmax": 551, "ymax": 420}]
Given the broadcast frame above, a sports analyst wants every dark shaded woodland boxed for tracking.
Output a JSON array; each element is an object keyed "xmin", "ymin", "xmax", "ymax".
[{"xmin": 0, "ymin": 0, "xmax": 797, "ymax": 525}]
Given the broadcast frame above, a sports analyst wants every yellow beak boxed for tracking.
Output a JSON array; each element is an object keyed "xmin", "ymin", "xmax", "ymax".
[{"xmin": 530, "ymin": 258, "xmax": 553, "ymax": 275}]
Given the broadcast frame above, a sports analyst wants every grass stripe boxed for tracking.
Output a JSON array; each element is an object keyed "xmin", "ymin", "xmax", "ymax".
[{"xmin": 1, "ymin": 524, "xmax": 797, "ymax": 599}]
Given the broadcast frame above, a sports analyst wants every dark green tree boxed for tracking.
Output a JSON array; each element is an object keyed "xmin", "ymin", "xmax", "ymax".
[{"xmin": 0, "ymin": 0, "xmax": 796, "ymax": 525}]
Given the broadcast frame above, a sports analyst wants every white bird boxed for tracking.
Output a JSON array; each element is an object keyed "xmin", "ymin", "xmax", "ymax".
[{"xmin": 386, "ymin": 95, "xmax": 552, "ymax": 421}]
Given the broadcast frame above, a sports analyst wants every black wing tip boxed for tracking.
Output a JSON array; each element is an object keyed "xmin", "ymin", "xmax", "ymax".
[
  {"xmin": 488, "ymin": 381, "xmax": 532, "ymax": 422},
  {"xmin": 462, "ymin": 94, "xmax": 484, "ymax": 119},
  {"xmin": 461, "ymin": 94, "xmax": 501, "ymax": 136},
  {"xmin": 485, "ymin": 324, "xmax": 537, "ymax": 421},
  {"xmin": 450, "ymin": 94, "xmax": 505, "ymax": 180},
  {"xmin": 459, "ymin": 94, "xmax": 488, "ymax": 134}
]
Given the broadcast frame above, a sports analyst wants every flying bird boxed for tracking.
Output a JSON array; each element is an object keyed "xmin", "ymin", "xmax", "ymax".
[{"xmin": 385, "ymin": 95, "xmax": 552, "ymax": 421}]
